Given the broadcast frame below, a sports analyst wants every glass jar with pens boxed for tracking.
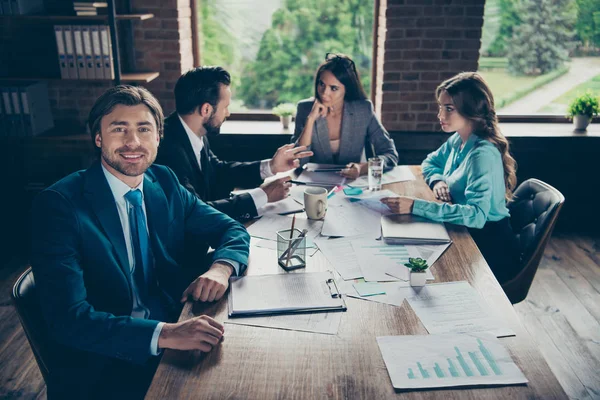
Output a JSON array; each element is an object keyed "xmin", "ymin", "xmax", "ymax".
[{"xmin": 276, "ymin": 228, "xmax": 308, "ymax": 271}]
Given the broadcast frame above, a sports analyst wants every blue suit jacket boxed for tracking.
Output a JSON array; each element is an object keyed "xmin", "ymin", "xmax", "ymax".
[{"xmin": 30, "ymin": 161, "xmax": 250, "ymax": 367}]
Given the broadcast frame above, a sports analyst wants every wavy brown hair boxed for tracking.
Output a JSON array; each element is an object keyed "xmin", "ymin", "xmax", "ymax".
[{"xmin": 436, "ymin": 72, "xmax": 517, "ymax": 200}]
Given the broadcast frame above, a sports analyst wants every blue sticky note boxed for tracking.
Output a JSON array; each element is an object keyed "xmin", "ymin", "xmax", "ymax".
[
  {"xmin": 343, "ymin": 187, "xmax": 363, "ymax": 196},
  {"xmin": 352, "ymin": 279, "xmax": 386, "ymax": 297}
]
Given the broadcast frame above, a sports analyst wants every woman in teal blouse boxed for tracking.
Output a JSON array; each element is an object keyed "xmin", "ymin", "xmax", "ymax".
[{"xmin": 381, "ymin": 72, "xmax": 520, "ymax": 283}]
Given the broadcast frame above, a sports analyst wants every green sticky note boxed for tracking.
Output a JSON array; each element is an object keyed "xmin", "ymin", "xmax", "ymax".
[
  {"xmin": 344, "ymin": 187, "xmax": 363, "ymax": 196},
  {"xmin": 352, "ymin": 279, "xmax": 386, "ymax": 297}
]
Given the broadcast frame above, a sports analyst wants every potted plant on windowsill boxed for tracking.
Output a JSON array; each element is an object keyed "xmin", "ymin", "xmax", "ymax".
[
  {"xmin": 272, "ymin": 103, "xmax": 296, "ymax": 130},
  {"xmin": 567, "ymin": 91, "xmax": 599, "ymax": 132},
  {"xmin": 405, "ymin": 257, "xmax": 429, "ymax": 287}
]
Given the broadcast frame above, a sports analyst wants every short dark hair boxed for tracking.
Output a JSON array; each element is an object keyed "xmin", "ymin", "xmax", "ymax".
[
  {"xmin": 88, "ymin": 85, "xmax": 164, "ymax": 152},
  {"xmin": 314, "ymin": 53, "xmax": 367, "ymax": 102},
  {"xmin": 174, "ymin": 66, "xmax": 231, "ymax": 115}
]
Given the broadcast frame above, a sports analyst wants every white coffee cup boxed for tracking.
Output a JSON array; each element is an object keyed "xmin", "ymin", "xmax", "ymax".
[{"xmin": 304, "ymin": 187, "xmax": 328, "ymax": 220}]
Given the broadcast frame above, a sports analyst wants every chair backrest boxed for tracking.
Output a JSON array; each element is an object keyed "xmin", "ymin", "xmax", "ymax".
[
  {"xmin": 503, "ymin": 179, "xmax": 565, "ymax": 304},
  {"xmin": 11, "ymin": 267, "xmax": 52, "ymax": 384}
]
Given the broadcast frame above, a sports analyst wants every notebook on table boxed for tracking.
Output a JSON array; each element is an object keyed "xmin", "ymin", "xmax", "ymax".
[
  {"xmin": 228, "ymin": 271, "xmax": 347, "ymax": 317},
  {"xmin": 381, "ymin": 215, "xmax": 451, "ymax": 245}
]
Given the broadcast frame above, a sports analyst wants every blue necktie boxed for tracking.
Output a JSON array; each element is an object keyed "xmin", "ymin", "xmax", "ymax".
[{"xmin": 125, "ymin": 189, "xmax": 152, "ymax": 306}]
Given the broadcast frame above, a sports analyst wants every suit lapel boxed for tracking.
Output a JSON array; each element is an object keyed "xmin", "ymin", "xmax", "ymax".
[
  {"xmin": 338, "ymin": 101, "xmax": 355, "ymax": 165},
  {"xmin": 83, "ymin": 162, "xmax": 131, "ymax": 283},
  {"xmin": 168, "ymin": 113, "xmax": 205, "ymax": 192},
  {"xmin": 200, "ymin": 137, "xmax": 212, "ymax": 199},
  {"xmin": 143, "ymin": 172, "xmax": 169, "ymax": 260}
]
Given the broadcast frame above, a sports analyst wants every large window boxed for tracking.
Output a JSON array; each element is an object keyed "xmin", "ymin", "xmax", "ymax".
[
  {"xmin": 195, "ymin": 0, "xmax": 375, "ymax": 113},
  {"xmin": 479, "ymin": 0, "xmax": 600, "ymax": 117}
]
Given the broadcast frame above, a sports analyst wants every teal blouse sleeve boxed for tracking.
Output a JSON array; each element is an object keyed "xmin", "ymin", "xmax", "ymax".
[
  {"xmin": 421, "ymin": 134, "xmax": 455, "ymax": 186},
  {"xmin": 413, "ymin": 146, "xmax": 495, "ymax": 229}
]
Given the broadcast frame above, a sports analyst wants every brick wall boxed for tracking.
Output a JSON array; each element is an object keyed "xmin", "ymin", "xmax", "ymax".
[
  {"xmin": 380, "ymin": 0, "xmax": 485, "ymax": 132},
  {"xmin": 45, "ymin": 0, "xmax": 193, "ymax": 133}
]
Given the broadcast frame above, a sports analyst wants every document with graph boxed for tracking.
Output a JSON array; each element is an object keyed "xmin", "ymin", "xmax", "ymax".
[{"xmin": 377, "ymin": 333, "xmax": 528, "ymax": 389}]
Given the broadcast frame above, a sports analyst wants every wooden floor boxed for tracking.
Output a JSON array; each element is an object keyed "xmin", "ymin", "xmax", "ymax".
[{"xmin": 0, "ymin": 233, "xmax": 598, "ymax": 400}]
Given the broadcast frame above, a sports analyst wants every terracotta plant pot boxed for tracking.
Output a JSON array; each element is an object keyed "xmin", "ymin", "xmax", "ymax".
[
  {"xmin": 573, "ymin": 115, "xmax": 590, "ymax": 131},
  {"xmin": 409, "ymin": 271, "xmax": 427, "ymax": 287}
]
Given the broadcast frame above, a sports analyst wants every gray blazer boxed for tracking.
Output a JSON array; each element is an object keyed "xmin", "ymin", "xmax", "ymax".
[{"xmin": 292, "ymin": 98, "xmax": 398, "ymax": 169}]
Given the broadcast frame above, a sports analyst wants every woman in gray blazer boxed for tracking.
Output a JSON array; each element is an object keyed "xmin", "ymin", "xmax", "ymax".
[{"xmin": 292, "ymin": 53, "xmax": 398, "ymax": 178}]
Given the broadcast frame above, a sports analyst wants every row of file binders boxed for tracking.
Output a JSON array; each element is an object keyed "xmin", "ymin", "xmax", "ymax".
[
  {"xmin": 55, "ymin": 25, "xmax": 115, "ymax": 80},
  {"xmin": 0, "ymin": 0, "xmax": 43, "ymax": 15},
  {"xmin": 0, "ymin": 82, "xmax": 54, "ymax": 137}
]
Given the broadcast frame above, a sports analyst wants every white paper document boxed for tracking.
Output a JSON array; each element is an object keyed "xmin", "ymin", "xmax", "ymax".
[
  {"xmin": 256, "ymin": 196, "xmax": 303, "ymax": 215},
  {"xmin": 350, "ymin": 165, "xmax": 416, "ymax": 187},
  {"xmin": 351, "ymin": 238, "xmax": 435, "ymax": 282},
  {"xmin": 247, "ymin": 214, "xmax": 323, "ymax": 241},
  {"xmin": 377, "ymin": 333, "xmax": 528, "ymax": 390},
  {"xmin": 225, "ymin": 311, "xmax": 342, "ymax": 335},
  {"xmin": 343, "ymin": 279, "xmax": 413, "ymax": 307},
  {"xmin": 321, "ymin": 197, "xmax": 387, "ymax": 237},
  {"xmin": 405, "ymin": 282, "xmax": 515, "ymax": 337},
  {"xmin": 314, "ymin": 236, "xmax": 364, "ymax": 280}
]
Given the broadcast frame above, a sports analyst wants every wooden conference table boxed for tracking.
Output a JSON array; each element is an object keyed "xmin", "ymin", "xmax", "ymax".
[{"xmin": 146, "ymin": 166, "xmax": 566, "ymax": 399}]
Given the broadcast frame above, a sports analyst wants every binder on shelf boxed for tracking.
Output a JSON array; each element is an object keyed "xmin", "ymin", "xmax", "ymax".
[
  {"xmin": 1, "ymin": 88, "xmax": 14, "ymax": 136},
  {"xmin": 10, "ymin": 0, "xmax": 43, "ymax": 15},
  {"xmin": 9, "ymin": 86, "xmax": 24, "ymax": 136},
  {"xmin": 54, "ymin": 26, "xmax": 69, "ymax": 79},
  {"xmin": 81, "ymin": 26, "xmax": 96, "ymax": 79},
  {"xmin": 228, "ymin": 271, "xmax": 347, "ymax": 317},
  {"xmin": 98, "ymin": 25, "xmax": 115, "ymax": 80},
  {"xmin": 90, "ymin": 26, "xmax": 104, "ymax": 79},
  {"xmin": 381, "ymin": 214, "xmax": 452, "ymax": 245},
  {"xmin": 19, "ymin": 82, "xmax": 54, "ymax": 136},
  {"xmin": 62, "ymin": 25, "xmax": 78, "ymax": 79},
  {"xmin": 72, "ymin": 25, "xmax": 87, "ymax": 79}
]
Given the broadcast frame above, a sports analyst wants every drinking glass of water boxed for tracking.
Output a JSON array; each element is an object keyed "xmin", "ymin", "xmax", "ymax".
[{"xmin": 368, "ymin": 157, "xmax": 383, "ymax": 191}]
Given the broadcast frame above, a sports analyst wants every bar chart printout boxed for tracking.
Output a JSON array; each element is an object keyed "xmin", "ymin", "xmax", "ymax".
[{"xmin": 376, "ymin": 333, "xmax": 528, "ymax": 389}]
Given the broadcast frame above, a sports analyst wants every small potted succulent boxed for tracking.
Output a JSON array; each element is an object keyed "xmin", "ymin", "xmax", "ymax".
[
  {"xmin": 405, "ymin": 257, "xmax": 429, "ymax": 287},
  {"xmin": 272, "ymin": 103, "xmax": 296, "ymax": 129},
  {"xmin": 567, "ymin": 91, "xmax": 599, "ymax": 131}
]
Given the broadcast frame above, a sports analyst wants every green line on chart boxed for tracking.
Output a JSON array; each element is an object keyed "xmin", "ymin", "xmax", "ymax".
[
  {"xmin": 417, "ymin": 362, "xmax": 430, "ymax": 379},
  {"xmin": 455, "ymin": 347, "xmax": 473, "ymax": 376},
  {"xmin": 478, "ymin": 339, "xmax": 502, "ymax": 375},
  {"xmin": 468, "ymin": 352, "xmax": 489, "ymax": 376}
]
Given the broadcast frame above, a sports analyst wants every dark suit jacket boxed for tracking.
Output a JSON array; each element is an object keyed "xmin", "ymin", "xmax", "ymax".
[
  {"xmin": 292, "ymin": 99, "xmax": 399, "ymax": 170},
  {"xmin": 30, "ymin": 161, "xmax": 250, "ymax": 395},
  {"xmin": 156, "ymin": 113, "xmax": 264, "ymax": 221}
]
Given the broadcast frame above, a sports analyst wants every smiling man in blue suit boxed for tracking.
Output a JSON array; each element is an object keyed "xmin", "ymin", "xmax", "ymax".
[{"xmin": 30, "ymin": 85, "xmax": 250, "ymax": 399}]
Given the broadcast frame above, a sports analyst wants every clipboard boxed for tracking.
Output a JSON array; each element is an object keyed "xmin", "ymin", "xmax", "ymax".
[{"xmin": 228, "ymin": 271, "xmax": 347, "ymax": 318}]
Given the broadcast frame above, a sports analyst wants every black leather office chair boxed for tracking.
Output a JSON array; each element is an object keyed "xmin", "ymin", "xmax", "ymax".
[
  {"xmin": 503, "ymin": 179, "xmax": 565, "ymax": 304},
  {"xmin": 11, "ymin": 267, "xmax": 53, "ymax": 387}
]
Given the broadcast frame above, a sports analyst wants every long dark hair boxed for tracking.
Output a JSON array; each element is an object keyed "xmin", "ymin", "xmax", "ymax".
[
  {"xmin": 314, "ymin": 53, "xmax": 367, "ymax": 102},
  {"xmin": 436, "ymin": 72, "xmax": 517, "ymax": 200}
]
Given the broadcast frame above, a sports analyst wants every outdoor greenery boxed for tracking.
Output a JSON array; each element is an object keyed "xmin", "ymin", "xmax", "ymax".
[
  {"xmin": 540, "ymin": 74, "xmax": 600, "ymax": 113},
  {"xmin": 567, "ymin": 90, "xmax": 600, "ymax": 117},
  {"xmin": 199, "ymin": 0, "xmax": 373, "ymax": 110},
  {"xmin": 404, "ymin": 258, "xmax": 429, "ymax": 273},
  {"xmin": 507, "ymin": 0, "xmax": 577, "ymax": 75},
  {"xmin": 576, "ymin": 0, "xmax": 600, "ymax": 48}
]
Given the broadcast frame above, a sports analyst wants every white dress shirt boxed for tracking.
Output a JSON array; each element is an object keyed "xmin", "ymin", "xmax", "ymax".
[
  {"xmin": 101, "ymin": 165, "xmax": 164, "ymax": 356},
  {"xmin": 178, "ymin": 114, "xmax": 274, "ymax": 214}
]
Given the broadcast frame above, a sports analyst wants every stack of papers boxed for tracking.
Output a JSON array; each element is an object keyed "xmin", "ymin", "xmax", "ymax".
[{"xmin": 381, "ymin": 214, "xmax": 451, "ymax": 245}]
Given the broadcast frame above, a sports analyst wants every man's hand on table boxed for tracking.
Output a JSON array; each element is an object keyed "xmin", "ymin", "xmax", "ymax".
[
  {"xmin": 158, "ymin": 315, "xmax": 224, "ymax": 352},
  {"xmin": 180, "ymin": 262, "xmax": 234, "ymax": 303}
]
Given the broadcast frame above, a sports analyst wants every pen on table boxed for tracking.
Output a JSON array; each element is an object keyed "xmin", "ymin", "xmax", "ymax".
[
  {"xmin": 289, "ymin": 180, "xmax": 334, "ymax": 187},
  {"xmin": 279, "ymin": 209, "xmax": 305, "ymax": 216}
]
